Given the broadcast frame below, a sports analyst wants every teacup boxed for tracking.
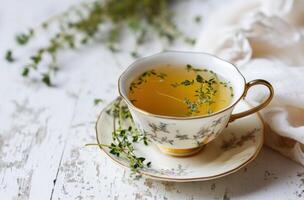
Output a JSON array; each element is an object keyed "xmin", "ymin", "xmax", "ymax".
[{"xmin": 118, "ymin": 51, "xmax": 273, "ymax": 156}]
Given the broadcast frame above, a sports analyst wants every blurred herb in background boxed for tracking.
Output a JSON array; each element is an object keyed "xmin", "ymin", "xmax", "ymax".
[{"xmin": 6, "ymin": 0, "xmax": 197, "ymax": 86}]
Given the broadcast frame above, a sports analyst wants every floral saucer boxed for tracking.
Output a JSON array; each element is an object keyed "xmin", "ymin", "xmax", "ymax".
[{"xmin": 95, "ymin": 99, "xmax": 264, "ymax": 182}]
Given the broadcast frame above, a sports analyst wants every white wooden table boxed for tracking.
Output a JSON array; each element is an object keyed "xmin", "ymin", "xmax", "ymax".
[{"xmin": 1, "ymin": 0, "xmax": 303, "ymax": 199}]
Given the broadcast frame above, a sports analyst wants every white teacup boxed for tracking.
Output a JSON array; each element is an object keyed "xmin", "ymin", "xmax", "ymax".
[{"xmin": 118, "ymin": 51, "xmax": 273, "ymax": 156}]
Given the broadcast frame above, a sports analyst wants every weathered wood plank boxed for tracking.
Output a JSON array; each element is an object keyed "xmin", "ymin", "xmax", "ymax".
[
  {"xmin": 0, "ymin": 0, "xmax": 81, "ymax": 199},
  {"xmin": 0, "ymin": 82, "xmax": 77, "ymax": 199}
]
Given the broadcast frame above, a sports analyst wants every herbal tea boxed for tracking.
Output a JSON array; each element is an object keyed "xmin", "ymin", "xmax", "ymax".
[{"xmin": 128, "ymin": 64, "xmax": 233, "ymax": 117}]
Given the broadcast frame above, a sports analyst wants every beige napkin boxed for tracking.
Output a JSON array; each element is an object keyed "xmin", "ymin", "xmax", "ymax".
[{"xmin": 195, "ymin": 0, "xmax": 304, "ymax": 165}]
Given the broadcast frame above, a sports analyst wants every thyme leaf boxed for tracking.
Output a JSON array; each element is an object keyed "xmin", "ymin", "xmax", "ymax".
[
  {"xmin": 15, "ymin": 29, "xmax": 34, "ymax": 45},
  {"xmin": 129, "ymin": 70, "xmax": 167, "ymax": 92},
  {"xmin": 194, "ymin": 16, "xmax": 202, "ymax": 23},
  {"xmin": 105, "ymin": 98, "xmax": 151, "ymax": 173},
  {"xmin": 94, "ymin": 98, "xmax": 104, "ymax": 105},
  {"xmin": 5, "ymin": 50, "xmax": 15, "ymax": 62}
]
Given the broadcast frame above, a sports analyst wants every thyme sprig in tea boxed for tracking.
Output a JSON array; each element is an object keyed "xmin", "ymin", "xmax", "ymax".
[
  {"xmin": 128, "ymin": 65, "xmax": 233, "ymax": 117},
  {"xmin": 129, "ymin": 69, "xmax": 167, "ymax": 92}
]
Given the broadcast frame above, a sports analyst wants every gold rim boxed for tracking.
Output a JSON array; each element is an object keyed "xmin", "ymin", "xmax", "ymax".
[
  {"xmin": 118, "ymin": 51, "xmax": 247, "ymax": 120},
  {"xmin": 95, "ymin": 99, "xmax": 264, "ymax": 182}
]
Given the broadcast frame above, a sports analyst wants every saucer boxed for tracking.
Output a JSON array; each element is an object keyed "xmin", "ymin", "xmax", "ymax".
[{"xmin": 96, "ymin": 99, "xmax": 264, "ymax": 182}]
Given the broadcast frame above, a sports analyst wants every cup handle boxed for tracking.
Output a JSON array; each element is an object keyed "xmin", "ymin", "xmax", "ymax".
[{"xmin": 229, "ymin": 79, "xmax": 274, "ymax": 122}]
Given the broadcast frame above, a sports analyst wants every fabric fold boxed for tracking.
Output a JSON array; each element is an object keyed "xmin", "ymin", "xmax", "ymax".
[{"xmin": 195, "ymin": 0, "xmax": 304, "ymax": 165}]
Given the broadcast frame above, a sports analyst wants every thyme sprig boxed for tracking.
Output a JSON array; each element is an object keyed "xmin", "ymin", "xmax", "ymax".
[
  {"xmin": 171, "ymin": 79, "xmax": 194, "ymax": 87},
  {"xmin": 174, "ymin": 65, "xmax": 220, "ymax": 115},
  {"xmin": 102, "ymin": 98, "xmax": 150, "ymax": 173},
  {"xmin": 6, "ymin": 0, "xmax": 194, "ymax": 86},
  {"xmin": 129, "ymin": 69, "xmax": 167, "ymax": 92},
  {"xmin": 94, "ymin": 98, "xmax": 104, "ymax": 105},
  {"xmin": 5, "ymin": 50, "xmax": 15, "ymax": 63}
]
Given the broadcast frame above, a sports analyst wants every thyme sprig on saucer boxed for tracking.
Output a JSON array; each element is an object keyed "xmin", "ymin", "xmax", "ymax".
[
  {"xmin": 103, "ymin": 98, "xmax": 151, "ymax": 173},
  {"xmin": 171, "ymin": 64, "xmax": 220, "ymax": 115}
]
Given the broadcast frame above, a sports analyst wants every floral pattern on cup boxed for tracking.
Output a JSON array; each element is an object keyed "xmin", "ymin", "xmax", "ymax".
[{"xmin": 119, "ymin": 51, "xmax": 273, "ymax": 155}]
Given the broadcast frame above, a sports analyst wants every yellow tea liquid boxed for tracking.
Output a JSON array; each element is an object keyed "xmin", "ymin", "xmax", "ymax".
[{"xmin": 128, "ymin": 65, "xmax": 233, "ymax": 117}]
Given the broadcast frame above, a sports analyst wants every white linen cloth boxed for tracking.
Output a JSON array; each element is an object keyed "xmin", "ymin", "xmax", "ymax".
[{"xmin": 195, "ymin": 0, "xmax": 304, "ymax": 165}]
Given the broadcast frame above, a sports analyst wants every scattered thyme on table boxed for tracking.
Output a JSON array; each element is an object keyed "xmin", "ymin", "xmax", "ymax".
[
  {"xmin": 94, "ymin": 98, "xmax": 104, "ymax": 106},
  {"xmin": 5, "ymin": 0, "xmax": 198, "ymax": 86},
  {"xmin": 5, "ymin": 50, "xmax": 15, "ymax": 63}
]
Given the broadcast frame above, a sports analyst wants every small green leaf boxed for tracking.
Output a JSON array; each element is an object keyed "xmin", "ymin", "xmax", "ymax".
[
  {"xmin": 5, "ymin": 50, "xmax": 15, "ymax": 62},
  {"xmin": 42, "ymin": 73, "xmax": 51, "ymax": 86},
  {"xmin": 194, "ymin": 15, "xmax": 202, "ymax": 23},
  {"xmin": 42, "ymin": 22, "xmax": 48, "ymax": 29},
  {"xmin": 130, "ymin": 51, "xmax": 139, "ymax": 58},
  {"xmin": 181, "ymin": 79, "xmax": 194, "ymax": 86},
  {"xmin": 22, "ymin": 67, "xmax": 29, "ymax": 76},
  {"xmin": 30, "ymin": 54, "xmax": 42, "ymax": 65},
  {"xmin": 94, "ymin": 98, "xmax": 104, "ymax": 105},
  {"xmin": 186, "ymin": 64, "xmax": 193, "ymax": 71},
  {"xmin": 185, "ymin": 38, "xmax": 196, "ymax": 45},
  {"xmin": 196, "ymin": 74, "xmax": 203, "ymax": 83},
  {"xmin": 138, "ymin": 157, "xmax": 145, "ymax": 162},
  {"xmin": 15, "ymin": 30, "xmax": 33, "ymax": 45},
  {"xmin": 186, "ymin": 64, "xmax": 202, "ymax": 72}
]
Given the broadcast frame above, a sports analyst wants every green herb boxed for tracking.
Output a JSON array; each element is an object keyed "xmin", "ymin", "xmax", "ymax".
[
  {"xmin": 194, "ymin": 15, "xmax": 202, "ymax": 23},
  {"xmin": 157, "ymin": 72, "xmax": 167, "ymax": 79},
  {"xmin": 183, "ymin": 82, "xmax": 217, "ymax": 116},
  {"xmin": 196, "ymin": 74, "xmax": 203, "ymax": 83},
  {"xmin": 172, "ymin": 65, "xmax": 219, "ymax": 115},
  {"xmin": 5, "ymin": 50, "xmax": 15, "ymax": 62},
  {"xmin": 219, "ymin": 81, "xmax": 233, "ymax": 97},
  {"xmin": 184, "ymin": 37, "xmax": 196, "ymax": 45},
  {"xmin": 94, "ymin": 98, "xmax": 104, "ymax": 105},
  {"xmin": 195, "ymin": 84, "xmax": 216, "ymax": 105},
  {"xmin": 171, "ymin": 79, "xmax": 194, "ymax": 87},
  {"xmin": 15, "ymin": 29, "xmax": 34, "ymax": 45},
  {"xmin": 183, "ymin": 65, "xmax": 220, "ymax": 115},
  {"xmin": 184, "ymin": 98, "xmax": 199, "ymax": 114},
  {"xmin": 129, "ymin": 69, "xmax": 167, "ymax": 92},
  {"xmin": 101, "ymin": 98, "xmax": 150, "ymax": 173},
  {"xmin": 208, "ymin": 70, "xmax": 218, "ymax": 78},
  {"xmin": 181, "ymin": 79, "xmax": 194, "ymax": 86},
  {"xmin": 42, "ymin": 73, "xmax": 51, "ymax": 86},
  {"xmin": 186, "ymin": 64, "xmax": 203, "ymax": 72},
  {"xmin": 229, "ymin": 86, "xmax": 234, "ymax": 97},
  {"xmin": 5, "ymin": 0, "xmax": 194, "ymax": 86},
  {"xmin": 22, "ymin": 67, "xmax": 29, "ymax": 77},
  {"xmin": 219, "ymin": 81, "xmax": 228, "ymax": 87},
  {"xmin": 130, "ymin": 51, "xmax": 140, "ymax": 58}
]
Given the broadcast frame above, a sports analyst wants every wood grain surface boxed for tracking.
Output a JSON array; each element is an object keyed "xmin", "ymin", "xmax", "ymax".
[{"xmin": 0, "ymin": 0, "xmax": 303, "ymax": 199}]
